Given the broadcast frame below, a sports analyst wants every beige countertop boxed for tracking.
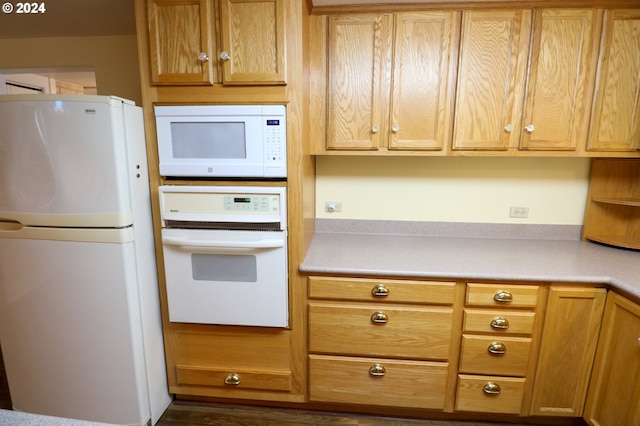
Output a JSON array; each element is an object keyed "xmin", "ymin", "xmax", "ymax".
[{"xmin": 300, "ymin": 220, "xmax": 640, "ymax": 301}]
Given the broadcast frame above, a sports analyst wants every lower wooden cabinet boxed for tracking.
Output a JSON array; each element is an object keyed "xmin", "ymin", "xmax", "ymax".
[
  {"xmin": 456, "ymin": 374, "xmax": 526, "ymax": 414},
  {"xmin": 584, "ymin": 293, "xmax": 640, "ymax": 426},
  {"xmin": 309, "ymin": 354, "xmax": 448, "ymax": 409}
]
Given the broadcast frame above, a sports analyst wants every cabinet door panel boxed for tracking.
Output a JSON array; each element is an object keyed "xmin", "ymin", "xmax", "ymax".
[
  {"xmin": 521, "ymin": 9, "xmax": 599, "ymax": 151},
  {"xmin": 219, "ymin": 0, "xmax": 286, "ymax": 84},
  {"xmin": 147, "ymin": 0, "xmax": 213, "ymax": 85},
  {"xmin": 389, "ymin": 11, "xmax": 458, "ymax": 151},
  {"xmin": 326, "ymin": 14, "xmax": 391, "ymax": 150},
  {"xmin": 453, "ymin": 10, "xmax": 530, "ymax": 150},
  {"xmin": 587, "ymin": 10, "xmax": 640, "ymax": 152}
]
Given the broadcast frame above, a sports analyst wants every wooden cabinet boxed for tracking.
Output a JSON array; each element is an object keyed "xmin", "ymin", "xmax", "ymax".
[
  {"xmin": 584, "ymin": 293, "xmax": 640, "ymax": 426},
  {"xmin": 582, "ymin": 158, "xmax": 640, "ymax": 250},
  {"xmin": 317, "ymin": 11, "xmax": 459, "ymax": 152},
  {"xmin": 456, "ymin": 283, "xmax": 542, "ymax": 415},
  {"xmin": 147, "ymin": 0, "xmax": 214, "ymax": 85},
  {"xmin": 146, "ymin": 0, "xmax": 285, "ymax": 86},
  {"xmin": 307, "ymin": 276, "xmax": 461, "ymax": 410},
  {"xmin": 453, "ymin": 9, "xmax": 600, "ymax": 152},
  {"xmin": 530, "ymin": 286, "xmax": 606, "ymax": 417},
  {"xmin": 587, "ymin": 10, "xmax": 640, "ymax": 153}
]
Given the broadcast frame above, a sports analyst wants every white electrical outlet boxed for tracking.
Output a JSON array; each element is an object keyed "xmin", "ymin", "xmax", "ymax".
[
  {"xmin": 325, "ymin": 202, "xmax": 342, "ymax": 212},
  {"xmin": 510, "ymin": 206, "xmax": 529, "ymax": 218}
]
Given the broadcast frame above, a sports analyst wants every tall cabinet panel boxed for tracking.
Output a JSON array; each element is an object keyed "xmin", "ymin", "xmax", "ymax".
[
  {"xmin": 452, "ymin": 10, "xmax": 531, "ymax": 151},
  {"xmin": 587, "ymin": 9, "xmax": 640, "ymax": 152},
  {"xmin": 147, "ymin": 0, "xmax": 214, "ymax": 85},
  {"xmin": 520, "ymin": 9, "xmax": 600, "ymax": 151}
]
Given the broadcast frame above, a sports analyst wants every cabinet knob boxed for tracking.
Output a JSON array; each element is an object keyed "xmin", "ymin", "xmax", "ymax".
[
  {"xmin": 487, "ymin": 341, "xmax": 507, "ymax": 355},
  {"xmin": 483, "ymin": 382, "xmax": 501, "ymax": 395},
  {"xmin": 371, "ymin": 125, "xmax": 379, "ymax": 133},
  {"xmin": 198, "ymin": 52, "xmax": 209, "ymax": 62},
  {"xmin": 490, "ymin": 316, "xmax": 510, "ymax": 330},
  {"xmin": 369, "ymin": 364, "xmax": 386, "ymax": 377},
  {"xmin": 371, "ymin": 284, "xmax": 389, "ymax": 297},
  {"xmin": 224, "ymin": 373, "xmax": 241, "ymax": 385},
  {"xmin": 504, "ymin": 124, "xmax": 513, "ymax": 132},
  {"xmin": 220, "ymin": 51, "xmax": 230, "ymax": 61},
  {"xmin": 370, "ymin": 311, "xmax": 389, "ymax": 324},
  {"xmin": 525, "ymin": 124, "xmax": 535, "ymax": 133},
  {"xmin": 494, "ymin": 290, "xmax": 513, "ymax": 303},
  {"xmin": 391, "ymin": 124, "xmax": 400, "ymax": 132}
]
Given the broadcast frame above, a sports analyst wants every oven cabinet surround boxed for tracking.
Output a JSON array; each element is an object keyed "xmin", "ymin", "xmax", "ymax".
[
  {"xmin": 146, "ymin": 0, "xmax": 286, "ymax": 86},
  {"xmin": 309, "ymin": 6, "xmax": 640, "ymax": 158},
  {"xmin": 305, "ymin": 275, "xmax": 615, "ymax": 420},
  {"xmin": 312, "ymin": 11, "xmax": 459, "ymax": 152},
  {"xmin": 584, "ymin": 293, "xmax": 640, "ymax": 425}
]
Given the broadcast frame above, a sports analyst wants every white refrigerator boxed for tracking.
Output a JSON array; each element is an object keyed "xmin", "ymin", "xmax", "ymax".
[{"xmin": 0, "ymin": 95, "xmax": 171, "ymax": 425}]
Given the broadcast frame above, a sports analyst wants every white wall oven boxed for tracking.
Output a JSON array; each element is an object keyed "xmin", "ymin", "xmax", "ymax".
[
  {"xmin": 159, "ymin": 185, "xmax": 288, "ymax": 328},
  {"xmin": 154, "ymin": 104, "xmax": 286, "ymax": 178}
]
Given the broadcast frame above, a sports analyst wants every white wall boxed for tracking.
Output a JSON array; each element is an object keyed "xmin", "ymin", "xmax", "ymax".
[{"xmin": 316, "ymin": 156, "xmax": 591, "ymax": 225}]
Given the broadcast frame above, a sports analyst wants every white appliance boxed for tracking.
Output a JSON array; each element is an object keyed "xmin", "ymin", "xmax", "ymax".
[
  {"xmin": 159, "ymin": 185, "xmax": 288, "ymax": 327},
  {"xmin": 154, "ymin": 104, "xmax": 287, "ymax": 178},
  {"xmin": 0, "ymin": 95, "xmax": 172, "ymax": 425}
]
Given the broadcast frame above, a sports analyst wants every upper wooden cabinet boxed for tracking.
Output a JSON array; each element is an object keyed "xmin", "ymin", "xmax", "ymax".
[
  {"xmin": 453, "ymin": 9, "xmax": 600, "ymax": 152},
  {"xmin": 318, "ymin": 11, "xmax": 459, "ymax": 152},
  {"xmin": 147, "ymin": 0, "xmax": 214, "ymax": 85},
  {"xmin": 587, "ymin": 9, "xmax": 640, "ymax": 152},
  {"xmin": 146, "ymin": 0, "xmax": 286, "ymax": 86}
]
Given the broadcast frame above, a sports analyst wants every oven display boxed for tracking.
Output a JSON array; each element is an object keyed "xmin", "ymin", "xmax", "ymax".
[{"xmin": 224, "ymin": 195, "xmax": 272, "ymax": 212}]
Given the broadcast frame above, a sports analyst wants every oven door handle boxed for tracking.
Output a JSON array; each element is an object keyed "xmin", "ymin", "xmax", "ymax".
[{"xmin": 162, "ymin": 236, "xmax": 284, "ymax": 249}]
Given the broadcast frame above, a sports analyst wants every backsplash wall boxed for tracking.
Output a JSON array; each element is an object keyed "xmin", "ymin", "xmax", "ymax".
[{"xmin": 316, "ymin": 156, "xmax": 591, "ymax": 225}]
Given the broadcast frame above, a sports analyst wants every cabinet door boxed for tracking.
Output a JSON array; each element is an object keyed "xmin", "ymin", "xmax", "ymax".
[
  {"xmin": 452, "ymin": 10, "xmax": 531, "ymax": 150},
  {"xmin": 219, "ymin": 0, "xmax": 286, "ymax": 85},
  {"xmin": 530, "ymin": 287, "xmax": 606, "ymax": 417},
  {"xmin": 520, "ymin": 9, "xmax": 600, "ymax": 151},
  {"xmin": 147, "ymin": 0, "xmax": 214, "ymax": 85},
  {"xmin": 389, "ymin": 11, "xmax": 459, "ymax": 151},
  {"xmin": 584, "ymin": 293, "xmax": 640, "ymax": 426},
  {"xmin": 326, "ymin": 14, "xmax": 392, "ymax": 150},
  {"xmin": 587, "ymin": 10, "xmax": 640, "ymax": 152}
]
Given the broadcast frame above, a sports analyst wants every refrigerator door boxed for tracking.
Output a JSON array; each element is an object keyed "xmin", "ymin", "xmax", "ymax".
[
  {"xmin": 0, "ymin": 95, "xmax": 133, "ymax": 227},
  {"xmin": 0, "ymin": 227, "xmax": 151, "ymax": 425}
]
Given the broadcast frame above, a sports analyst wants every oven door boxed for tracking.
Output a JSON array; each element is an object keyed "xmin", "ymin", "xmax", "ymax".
[{"xmin": 161, "ymin": 228, "xmax": 288, "ymax": 327}]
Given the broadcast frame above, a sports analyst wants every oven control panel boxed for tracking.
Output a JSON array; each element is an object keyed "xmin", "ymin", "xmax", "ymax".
[{"xmin": 159, "ymin": 185, "xmax": 287, "ymax": 228}]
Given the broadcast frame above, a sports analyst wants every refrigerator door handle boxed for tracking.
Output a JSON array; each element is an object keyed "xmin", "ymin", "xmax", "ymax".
[{"xmin": 0, "ymin": 220, "xmax": 23, "ymax": 231}]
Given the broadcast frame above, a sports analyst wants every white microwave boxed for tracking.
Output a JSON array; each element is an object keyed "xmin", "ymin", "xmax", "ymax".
[{"xmin": 154, "ymin": 104, "xmax": 286, "ymax": 178}]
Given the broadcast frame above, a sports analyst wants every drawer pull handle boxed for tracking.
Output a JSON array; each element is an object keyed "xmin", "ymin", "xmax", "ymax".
[
  {"xmin": 483, "ymin": 382, "xmax": 501, "ymax": 395},
  {"xmin": 371, "ymin": 284, "xmax": 389, "ymax": 297},
  {"xmin": 490, "ymin": 316, "xmax": 510, "ymax": 329},
  {"xmin": 224, "ymin": 373, "xmax": 241, "ymax": 385},
  {"xmin": 371, "ymin": 311, "xmax": 389, "ymax": 324},
  {"xmin": 488, "ymin": 342, "xmax": 507, "ymax": 355},
  {"xmin": 494, "ymin": 290, "xmax": 513, "ymax": 303},
  {"xmin": 369, "ymin": 364, "xmax": 386, "ymax": 377}
]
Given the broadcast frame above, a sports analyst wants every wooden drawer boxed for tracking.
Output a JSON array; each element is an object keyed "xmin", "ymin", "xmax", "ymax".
[
  {"xmin": 459, "ymin": 335, "xmax": 532, "ymax": 377},
  {"xmin": 308, "ymin": 276, "xmax": 456, "ymax": 305},
  {"xmin": 309, "ymin": 302, "xmax": 453, "ymax": 360},
  {"xmin": 176, "ymin": 365, "xmax": 291, "ymax": 392},
  {"xmin": 463, "ymin": 309, "xmax": 536, "ymax": 335},
  {"xmin": 456, "ymin": 374, "xmax": 526, "ymax": 414},
  {"xmin": 466, "ymin": 283, "xmax": 539, "ymax": 308},
  {"xmin": 309, "ymin": 354, "xmax": 448, "ymax": 409}
]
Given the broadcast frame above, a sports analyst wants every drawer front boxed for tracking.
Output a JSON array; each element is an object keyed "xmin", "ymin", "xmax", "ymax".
[
  {"xmin": 459, "ymin": 335, "xmax": 532, "ymax": 377},
  {"xmin": 308, "ymin": 276, "xmax": 456, "ymax": 305},
  {"xmin": 463, "ymin": 309, "xmax": 536, "ymax": 335},
  {"xmin": 456, "ymin": 374, "xmax": 526, "ymax": 414},
  {"xmin": 176, "ymin": 365, "xmax": 291, "ymax": 392},
  {"xmin": 309, "ymin": 302, "xmax": 453, "ymax": 360},
  {"xmin": 309, "ymin": 354, "xmax": 448, "ymax": 409},
  {"xmin": 466, "ymin": 283, "xmax": 539, "ymax": 308}
]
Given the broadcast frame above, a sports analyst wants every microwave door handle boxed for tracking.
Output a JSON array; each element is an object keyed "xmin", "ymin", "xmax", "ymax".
[{"xmin": 162, "ymin": 236, "xmax": 284, "ymax": 249}]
